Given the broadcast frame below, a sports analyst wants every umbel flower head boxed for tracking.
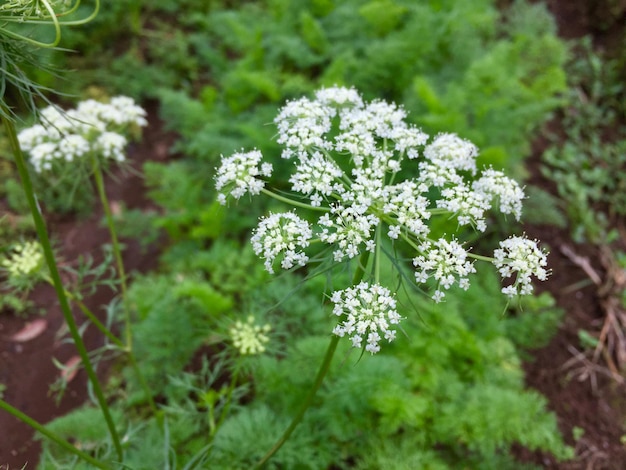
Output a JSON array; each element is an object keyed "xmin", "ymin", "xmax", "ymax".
[
  {"xmin": 494, "ymin": 236, "xmax": 549, "ymax": 297},
  {"xmin": 215, "ymin": 86, "xmax": 548, "ymax": 353},
  {"xmin": 331, "ymin": 282, "xmax": 401, "ymax": 354},
  {"xmin": 18, "ymin": 96, "xmax": 147, "ymax": 173}
]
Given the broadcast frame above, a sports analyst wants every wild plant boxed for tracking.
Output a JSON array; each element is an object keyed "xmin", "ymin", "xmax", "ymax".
[{"xmin": 215, "ymin": 85, "xmax": 551, "ymax": 465}]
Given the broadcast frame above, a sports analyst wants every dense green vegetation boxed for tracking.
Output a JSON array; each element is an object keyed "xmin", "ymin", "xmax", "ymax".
[{"xmin": 5, "ymin": 0, "xmax": 625, "ymax": 468}]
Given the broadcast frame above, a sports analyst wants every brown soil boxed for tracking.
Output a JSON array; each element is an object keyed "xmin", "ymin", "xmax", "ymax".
[
  {"xmin": 517, "ymin": 1, "xmax": 626, "ymax": 468},
  {"xmin": 1, "ymin": 1, "xmax": 625, "ymax": 469}
]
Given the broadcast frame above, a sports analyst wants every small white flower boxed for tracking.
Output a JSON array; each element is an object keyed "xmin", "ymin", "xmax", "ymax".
[
  {"xmin": 390, "ymin": 125, "xmax": 428, "ymax": 159},
  {"xmin": 19, "ymin": 97, "xmax": 147, "ymax": 172},
  {"xmin": 29, "ymin": 142, "xmax": 58, "ymax": 173},
  {"xmin": 437, "ymin": 184, "xmax": 491, "ymax": 232},
  {"xmin": 230, "ymin": 316, "xmax": 271, "ymax": 355},
  {"xmin": 417, "ymin": 161, "xmax": 463, "ymax": 187},
  {"xmin": 215, "ymin": 149, "xmax": 272, "ymax": 204},
  {"xmin": 413, "ymin": 238, "xmax": 476, "ymax": 301},
  {"xmin": 331, "ymin": 282, "xmax": 401, "ymax": 354},
  {"xmin": 424, "ymin": 133, "xmax": 478, "ymax": 175},
  {"xmin": 288, "ymin": 151, "xmax": 344, "ymax": 204},
  {"xmin": 95, "ymin": 132, "xmax": 127, "ymax": 162},
  {"xmin": 318, "ymin": 205, "xmax": 379, "ymax": 262},
  {"xmin": 473, "ymin": 168, "xmax": 525, "ymax": 220},
  {"xmin": 275, "ymin": 97, "xmax": 334, "ymax": 158},
  {"xmin": 17, "ymin": 124, "xmax": 48, "ymax": 152},
  {"xmin": 493, "ymin": 236, "xmax": 549, "ymax": 297},
  {"xmin": 315, "ymin": 86, "xmax": 364, "ymax": 109},
  {"xmin": 109, "ymin": 96, "xmax": 149, "ymax": 127},
  {"xmin": 58, "ymin": 134, "xmax": 90, "ymax": 162},
  {"xmin": 251, "ymin": 212, "xmax": 312, "ymax": 273},
  {"xmin": 382, "ymin": 180, "xmax": 431, "ymax": 237},
  {"xmin": 388, "ymin": 224, "xmax": 401, "ymax": 239}
]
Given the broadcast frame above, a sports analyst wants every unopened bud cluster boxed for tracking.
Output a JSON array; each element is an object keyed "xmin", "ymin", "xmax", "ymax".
[
  {"xmin": 229, "ymin": 316, "xmax": 271, "ymax": 356},
  {"xmin": 1, "ymin": 240, "xmax": 45, "ymax": 286}
]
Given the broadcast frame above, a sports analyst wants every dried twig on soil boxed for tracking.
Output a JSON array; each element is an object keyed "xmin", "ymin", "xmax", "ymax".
[{"xmin": 560, "ymin": 244, "xmax": 626, "ymax": 381}]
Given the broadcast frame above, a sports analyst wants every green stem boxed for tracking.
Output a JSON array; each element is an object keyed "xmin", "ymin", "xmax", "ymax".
[
  {"xmin": 467, "ymin": 253, "xmax": 494, "ymax": 262},
  {"xmin": 260, "ymin": 188, "xmax": 330, "ymax": 212},
  {"xmin": 91, "ymin": 158, "xmax": 158, "ymax": 416},
  {"xmin": 0, "ymin": 399, "xmax": 112, "ymax": 469},
  {"xmin": 59, "ymin": 283, "xmax": 125, "ymax": 349},
  {"xmin": 212, "ymin": 365, "xmax": 240, "ymax": 438},
  {"xmin": 92, "ymin": 159, "xmax": 131, "ymax": 349},
  {"xmin": 255, "ymin": 250, "xmax": 370, "ymax": 468},
  {"xmin": 3, "ymin": 111, "xmax": 123, "ymax": 461}
]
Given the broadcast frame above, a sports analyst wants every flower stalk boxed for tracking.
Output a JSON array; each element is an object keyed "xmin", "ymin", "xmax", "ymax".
[
  {"xmin": 91, "ymin": 157, "xmax": 130, "ymax": 347},
  {"xmin": 255, "ymin": 250, "xmax": 370, "ymax": 468}
]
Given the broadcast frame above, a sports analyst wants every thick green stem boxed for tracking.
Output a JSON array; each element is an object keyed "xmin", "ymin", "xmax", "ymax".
[
  {"xmin": 3, "ymin": 112, "xmax": 123, "ymax": 461},
  {"xmin": 0, "ymin": 399, "xmax": 112, "ymax": 469},
  {"xmin": 255, "ymin": 251, "xmax": 370, "ymax": 468},
  {"xmin": 92, "ymin": 159, "xmax": 131, "ymax": 348}
]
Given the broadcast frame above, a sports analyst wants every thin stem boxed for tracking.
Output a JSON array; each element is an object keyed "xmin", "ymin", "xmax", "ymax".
[
  {"xmin": 91, "ymin": 157, "xmax": 158, "ymax": 415},
  {"xmin": 374, "ymin": 224, "xmax": 382, "ymax": 284},
  {"xmin": 212, "ymin": 364, "xmax": 240, "ymax": 438},
  {"xmin": 255, "ymin": 250, "xmax": 370, "ymax": 468},
  {"xmin": 3, "ymin": 111, "xmax": 123, "ymax": 461},
  {"xmin": 127, "ymin": 353, "xmax": 159, "ymax": 416},
  {"xmin": 467, "ymin": 253, "xmax": 494, "ymax": 262},
  {"xmin": 92, "ymin": 158, "xmax": 131, "ymax": 348},
  {"xmin": 0, "ymin": 399, "xmax": 112, "ymax": 469},
  {"xmin": 58, "ymin": 282, "xmax": 125, "ymax": 349},
  {"xmin": 260, "ymin": 188, "xmax": 330, "ymax": 212},
  {"xmin": 255, "ymin": 336, "xmax": 340, "ymax": 469}
]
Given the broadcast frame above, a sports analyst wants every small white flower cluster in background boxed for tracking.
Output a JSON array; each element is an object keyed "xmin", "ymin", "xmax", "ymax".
[
  {"xmin": 229, "ymin": 316, "xmax": 272, "ymax": 355},
  {"xmin": 1, "ymin": 240, "xmax": 45, "ymax": 283},
  {"xmin": 331, "ymin": 282, "xmax": 401, "ymax": 354},
  {"xmin": 18, "ymin": 96, "xmax": 147, "ymax": 173},
  {"xmin": 215, "ymin": 86, "xmax": 549, "ymax": 353}
]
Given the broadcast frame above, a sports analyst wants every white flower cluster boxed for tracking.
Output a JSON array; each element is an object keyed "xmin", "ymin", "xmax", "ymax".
[
  {"xmin": 17, "ymin": 96, "xmax": 147, "ymax": 173},
  {"xmin": 229, "ymin": 316, "xmax": 271, "ymax": 355},
  {"xmin": 1, "ymin": 241, "xmax": 44, "ymax": 281},
  {"xmin": 493, "ymin": 236, "xmax": 549, "ymax": 297},
  {"xmin": 251, "ymin": 212, "xmax": 312, "ymax": 273},
  {"xmin": 215, "ymin": 86, "xmax": 547, "ymax": 352},
  {"xmin": 215, "ymin": 149, "xmax": 273, "ymax": 204},
  {"xmin": 413, "ymin": 238, "xmax": 476, "ymax": 302},
  {"xmin": 331, "ymin": 282, "xmax": 401, "ymax": 354}
]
